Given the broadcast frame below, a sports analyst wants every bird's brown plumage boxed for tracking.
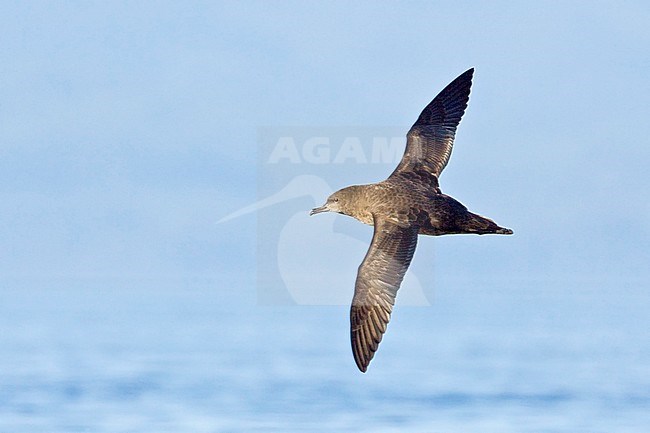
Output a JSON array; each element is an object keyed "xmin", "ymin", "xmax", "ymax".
[
  {"xmin": 350, "ymin": 215, "xmax": 418, "ymax": 372},
  {"xmin": 311, "ymin": 68, "xmax": 513, "ymax": 372},
  {"xmin": 391, "ymin": 68, "xmax": 474, "ymax": 186}
]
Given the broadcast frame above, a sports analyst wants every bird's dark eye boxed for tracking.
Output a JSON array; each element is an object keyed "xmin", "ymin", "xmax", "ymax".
[{"xmin": 334, "ymin": 198, "xmax": 339, "ymax": 202}]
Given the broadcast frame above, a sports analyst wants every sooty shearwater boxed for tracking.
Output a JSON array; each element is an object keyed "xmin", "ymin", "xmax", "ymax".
[{"xmin": 310, "ymin": 68, "xmax": 513, "ymax": 372}]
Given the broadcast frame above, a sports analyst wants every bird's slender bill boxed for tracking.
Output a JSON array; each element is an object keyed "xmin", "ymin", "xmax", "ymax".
[{"xmin": 310, "ymin": 205, "xmax": 328, "ymax": 216}]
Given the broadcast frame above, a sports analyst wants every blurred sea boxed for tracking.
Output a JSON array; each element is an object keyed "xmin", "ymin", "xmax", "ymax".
[{"xmin": 1, "ymin": 276, "xmax": 649, "ymax": 432}]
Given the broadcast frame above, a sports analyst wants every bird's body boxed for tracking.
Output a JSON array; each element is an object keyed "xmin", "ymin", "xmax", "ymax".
[
  {"xmin": 310, "ymin": 68, "xmax": 513, "ymax": 372},
  {"xmin": 330, "ymin": 180, "xmax": 512, "ymax": 237}
]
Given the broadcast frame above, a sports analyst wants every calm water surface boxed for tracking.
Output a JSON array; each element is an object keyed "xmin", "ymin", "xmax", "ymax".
[{"xmin": 1, "ymin": 277, "xmax": 648, "ymax": 432}]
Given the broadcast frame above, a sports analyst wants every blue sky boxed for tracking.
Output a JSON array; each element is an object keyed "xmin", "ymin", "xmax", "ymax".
[{"xmin": 1, "ymin": 1, "xmax": 649, "ymax": 291}]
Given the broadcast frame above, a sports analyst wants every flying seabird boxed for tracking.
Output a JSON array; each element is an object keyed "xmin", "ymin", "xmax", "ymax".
[{"xmin": 310, "ymin": 68, "xmax": 513, "ymax": 372}]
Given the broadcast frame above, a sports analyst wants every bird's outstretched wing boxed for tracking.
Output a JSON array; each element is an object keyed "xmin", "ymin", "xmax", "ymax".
[
  {"xmin": 350, "ymin": 215, "xmax": 418, "ymax": 372},
  {"xmin": 390, "ymin": 68, "xmax": 473, "ymax": 184}
]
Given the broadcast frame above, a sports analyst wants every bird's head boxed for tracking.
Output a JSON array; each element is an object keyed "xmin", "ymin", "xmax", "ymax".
[{"xmin": 310, "ymin": 186, "xmax": 358, "ymax": 217}]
